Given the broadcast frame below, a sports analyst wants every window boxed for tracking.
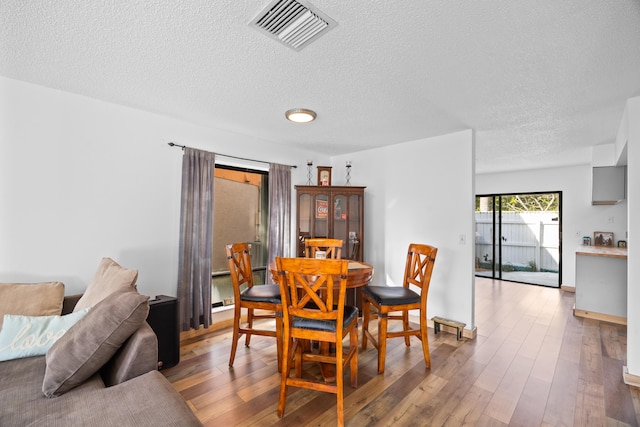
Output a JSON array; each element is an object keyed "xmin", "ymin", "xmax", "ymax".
[{"xmin": 211, "ymin": 165, "xmax": 269, "ymax": 307}]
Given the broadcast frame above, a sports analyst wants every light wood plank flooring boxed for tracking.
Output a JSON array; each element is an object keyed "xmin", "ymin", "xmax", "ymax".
[{"xmin": 162, "ymin": 277, "xmax": 640, "ymax": 426}]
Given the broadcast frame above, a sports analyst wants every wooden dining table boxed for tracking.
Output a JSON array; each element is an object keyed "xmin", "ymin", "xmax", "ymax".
[
  {"xmin": 269, "ymin": 259, "xmax": 374, "ymax": 290},
  {"xmin": 269, "ymin": 259, "xmax": 374, "ymax": 382},
  {"xmin": 270, "ymin": 260, "xmax": 374, "ymax": 310}
]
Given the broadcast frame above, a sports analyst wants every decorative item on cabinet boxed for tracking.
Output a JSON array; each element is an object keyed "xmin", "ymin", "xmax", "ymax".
[
  {"xmin": 345, "ymin": 161, "xmax": 352, "ymax": 185},
  {"xmin": 317, "ymin": 166, "xmax": 332, "ymax": 186},
  {"xmin": 306, "ymin": 160, "xmax": 313, "ymax": 185}
]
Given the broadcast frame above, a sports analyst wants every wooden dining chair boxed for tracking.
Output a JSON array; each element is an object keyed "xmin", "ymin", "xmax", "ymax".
[
  {"xmin": 304, "ymin": 238, "xmax": 344, "ymax": 259},
  {"xmin": 361, "ymin": 243, "xmax": 438, "ymax": 374},
  {"xmin": 275, "ymin": 257, "xmax": 358, "ymax": 427},
  {"xmin": 226, "ymin": 242, "xmax": 282, "ymax": 370}
]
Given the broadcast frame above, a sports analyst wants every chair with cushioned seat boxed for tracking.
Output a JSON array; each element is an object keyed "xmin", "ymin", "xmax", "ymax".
[
  {"xmin": 361, "ymin": 243, "xmax": 437, "ymax": 374},
  {"xmin": 304, "ymin": 238, "xmax": 343, "ymax": 259},
  {"xmin": 275, "ymin": 257, "xmax": 358, "ymax": 427},
  {"xmin": 226, "ymin": 242, "xmax": 282, "ymax": 370}
]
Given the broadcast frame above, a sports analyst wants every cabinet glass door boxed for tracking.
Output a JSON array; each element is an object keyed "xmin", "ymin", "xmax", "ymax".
[
  {"xmin": 314, "ymin": 193, "xmax": 329, "ymax": 238},
  {"xmin": 347, "ymin": 194, "xmax": 362, "ymax": 260},
  {"xmin": 332, "ymin": 194, "xmax": 348, "ymax": 253},
  {"xmin": 297, "ymin": 193, "xmax": 312, "ymax": 256}
]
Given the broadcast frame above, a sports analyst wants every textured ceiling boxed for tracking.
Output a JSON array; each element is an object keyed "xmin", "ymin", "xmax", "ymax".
[{"xmin": 2, "ymin": 0, "xmax": 640, "ymax": 173}]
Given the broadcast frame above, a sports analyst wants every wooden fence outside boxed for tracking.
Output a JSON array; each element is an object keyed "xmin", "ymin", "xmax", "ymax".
[{"xmin": 475, "ymin": 211, "xmax": 559, "ymax": 273}]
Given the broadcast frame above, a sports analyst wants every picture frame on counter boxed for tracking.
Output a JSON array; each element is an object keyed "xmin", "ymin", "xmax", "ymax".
[
  {"xmin": 594, "ymin": 231, "xmax": 614, "ymax": 247},
  {"xmin": 618, "ymin": 240, "xmax": 627, "ymax": 248}
]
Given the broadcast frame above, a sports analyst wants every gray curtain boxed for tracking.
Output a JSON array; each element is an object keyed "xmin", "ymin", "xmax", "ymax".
[
  {"xmin": 177, "ymin": 148, "xmax": 215, "ymax": 331},
  {"xmin": 267, "ymin": 163, "xmax": 292, "ymax": 283}
]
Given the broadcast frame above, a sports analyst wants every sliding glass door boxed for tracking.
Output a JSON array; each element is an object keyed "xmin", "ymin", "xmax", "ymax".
[{"xmin": 475, "ymin": 192, "xmax": 562, "ymax": 288}]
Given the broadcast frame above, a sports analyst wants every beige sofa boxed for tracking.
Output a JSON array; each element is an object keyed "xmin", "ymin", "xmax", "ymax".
[{"xmin": 0, "ymin": 259, "xmax": 201, "ymax": 426}]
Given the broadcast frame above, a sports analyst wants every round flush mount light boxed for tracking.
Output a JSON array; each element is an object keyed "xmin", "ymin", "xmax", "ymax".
[{"xmin": 285, "ymin": 108, "xmax": 317, "ymax": 123}]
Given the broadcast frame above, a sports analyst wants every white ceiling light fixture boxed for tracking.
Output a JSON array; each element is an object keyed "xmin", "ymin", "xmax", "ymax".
[
  {"xmin": 250, "ymin": 0, "xmax": 337, "ymax": 51},
  {"xmin": 285, "ymin": 108, "xmax": 316, "ymax": 123}
]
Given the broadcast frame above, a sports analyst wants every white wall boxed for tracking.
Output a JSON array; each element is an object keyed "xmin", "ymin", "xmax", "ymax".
[
  {"xmin": 332, "ymin": 130, "xmax": 477, "ymax": 330},
  {"xmin": 476, "ymin": 164, "xmax": 628, "ymax": 288},
  {"xmin": 0, "ymin": 76, "xmax": 318, "ymax": 297},
  {"xmin": 0, "ymin": 77, "xmax": 479, "ymax": 334}
]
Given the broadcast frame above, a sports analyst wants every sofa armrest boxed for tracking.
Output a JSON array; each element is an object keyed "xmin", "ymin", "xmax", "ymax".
[
  {"xmin": 62, "ymin": 294, "xmax": 83, "ymax": 314},
  {"xmin": 101, "ymin": 322, "xmax": 159, "ymax": 387}
]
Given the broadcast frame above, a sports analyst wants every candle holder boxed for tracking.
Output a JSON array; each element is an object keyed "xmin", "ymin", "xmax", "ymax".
[
  {"xmin": 345, "ymin": 161, "xmax": 352, "ymax": 186},
  {"xmin": 306, "ymin": 160, "xmax": 313, "ymax": 185}
]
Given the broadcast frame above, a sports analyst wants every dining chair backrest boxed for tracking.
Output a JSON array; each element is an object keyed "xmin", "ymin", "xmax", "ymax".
[
  {"xmin": 304, "ymin": 238, "xmax": 343, "ymax": 259},
  {"xmin": 226, "ymin": 242, "xmax": 255, "ymax": 295},
  {"xmin": 276, "ymin": 257, "xmax": 349, "ymax": 325},
  {"xmin": 403, "ymin": 243, "xmax": 438, "ymax": 295},
  {"xmin": 225, "ymin": 242, "xmax": 283, "ymax": 370}
]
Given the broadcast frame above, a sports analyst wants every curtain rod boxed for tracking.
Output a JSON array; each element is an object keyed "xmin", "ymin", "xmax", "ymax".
[{"xmin": 168, "ymin": 142, "xmax": 297, "ymax": 168}]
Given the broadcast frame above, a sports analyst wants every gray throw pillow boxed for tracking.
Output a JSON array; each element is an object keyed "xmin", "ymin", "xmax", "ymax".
[
  {"xmin": 73, "ymin": 258, "xmax": 138, "ymax": 312},
  {"xmin": 42, "ymin": 291, "xmax": 149, "ymax": 398}
]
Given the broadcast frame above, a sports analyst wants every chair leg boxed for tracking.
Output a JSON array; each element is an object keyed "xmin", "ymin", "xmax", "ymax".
[
  {"xmin": 361, "ymin": 299, "xmax": 370, "ymax": 350},
  {"xmin": 420, "ymin": 310, "xmax": 431, "ymax": 369},
  {"xmin": 377, "ymin": 314, "xmax": 388, "ymax": 374},
  {"xmin": 277, "ymin": 336, "xmax": 291, "ymax": 418},
  {"xmin": 229, "ymin": 305, "xmax": 242, "ymax": 367},
  {"xmin": 275, "ymin": 315, "xmax": 283, "ymax": 372},
  {"xmin": 295, "ymin": 339, "xmax": 303, "ymax": 378},
  {"xmin": 335, "ymin": 341, "xmax": 344, "ymax": 427},
  {"xmin": 350, "ymin": 326, "xmax": 358, "ymax": 388},
  {"xmin": 244, "ymin": 308, "xmax": 253, "ymax": 346},
  {"xmin": 402, "ymin": 310, "xmax": 411, "ymax": 347}
]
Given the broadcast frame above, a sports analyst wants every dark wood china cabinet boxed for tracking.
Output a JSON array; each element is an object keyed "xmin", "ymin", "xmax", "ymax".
[{"xmin": 295, "ymin": 186, "xmax": 365, "ymax": 261}]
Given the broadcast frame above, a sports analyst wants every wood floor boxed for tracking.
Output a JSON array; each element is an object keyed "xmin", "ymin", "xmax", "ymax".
[{"xmin": 162, "ymin": 277, "xmax": 640, "ymax": 426}]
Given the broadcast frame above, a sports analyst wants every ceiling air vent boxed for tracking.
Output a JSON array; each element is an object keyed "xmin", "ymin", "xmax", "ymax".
[{"xmin": 250, "ymin": 0, "xmax": 337, "ymax": 51}]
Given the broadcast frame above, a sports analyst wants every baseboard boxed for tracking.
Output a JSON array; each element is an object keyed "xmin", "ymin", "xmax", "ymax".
[
  {"xmin": 623, "ymin": 366, "xmax": 640, "ymax": 388},
  {"xmin": 180, "ymin": 318, "xmax": 235, "ymax": 340},
  {"xmin": 463, "ymin": 326, "xmax": 477, "ymax": 339},
  {"xmin": 561, "ymin": 284, "xmax": 575, "ymax": 292},
  {"xmin": 573, "ymin": 305, "xmax": 627, "ymax": 325},
  {"xmin": 179, "ymin": 310, "xmax": 236, "ymax": 340}
]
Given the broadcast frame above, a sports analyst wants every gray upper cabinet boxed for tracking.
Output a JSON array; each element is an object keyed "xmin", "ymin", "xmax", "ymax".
[{"xmin": 592, "ymin": 166, "xmax": 626, "ymax": 205}]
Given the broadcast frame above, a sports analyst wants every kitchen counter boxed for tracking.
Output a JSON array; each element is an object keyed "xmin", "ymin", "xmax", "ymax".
[
  {"xmin": 575, "ymin": 245, "xmax": 627, "ymax": 258},
  {"xmin": 574, "ymin": 246, "xmax": 627, "ymax": 325}
]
